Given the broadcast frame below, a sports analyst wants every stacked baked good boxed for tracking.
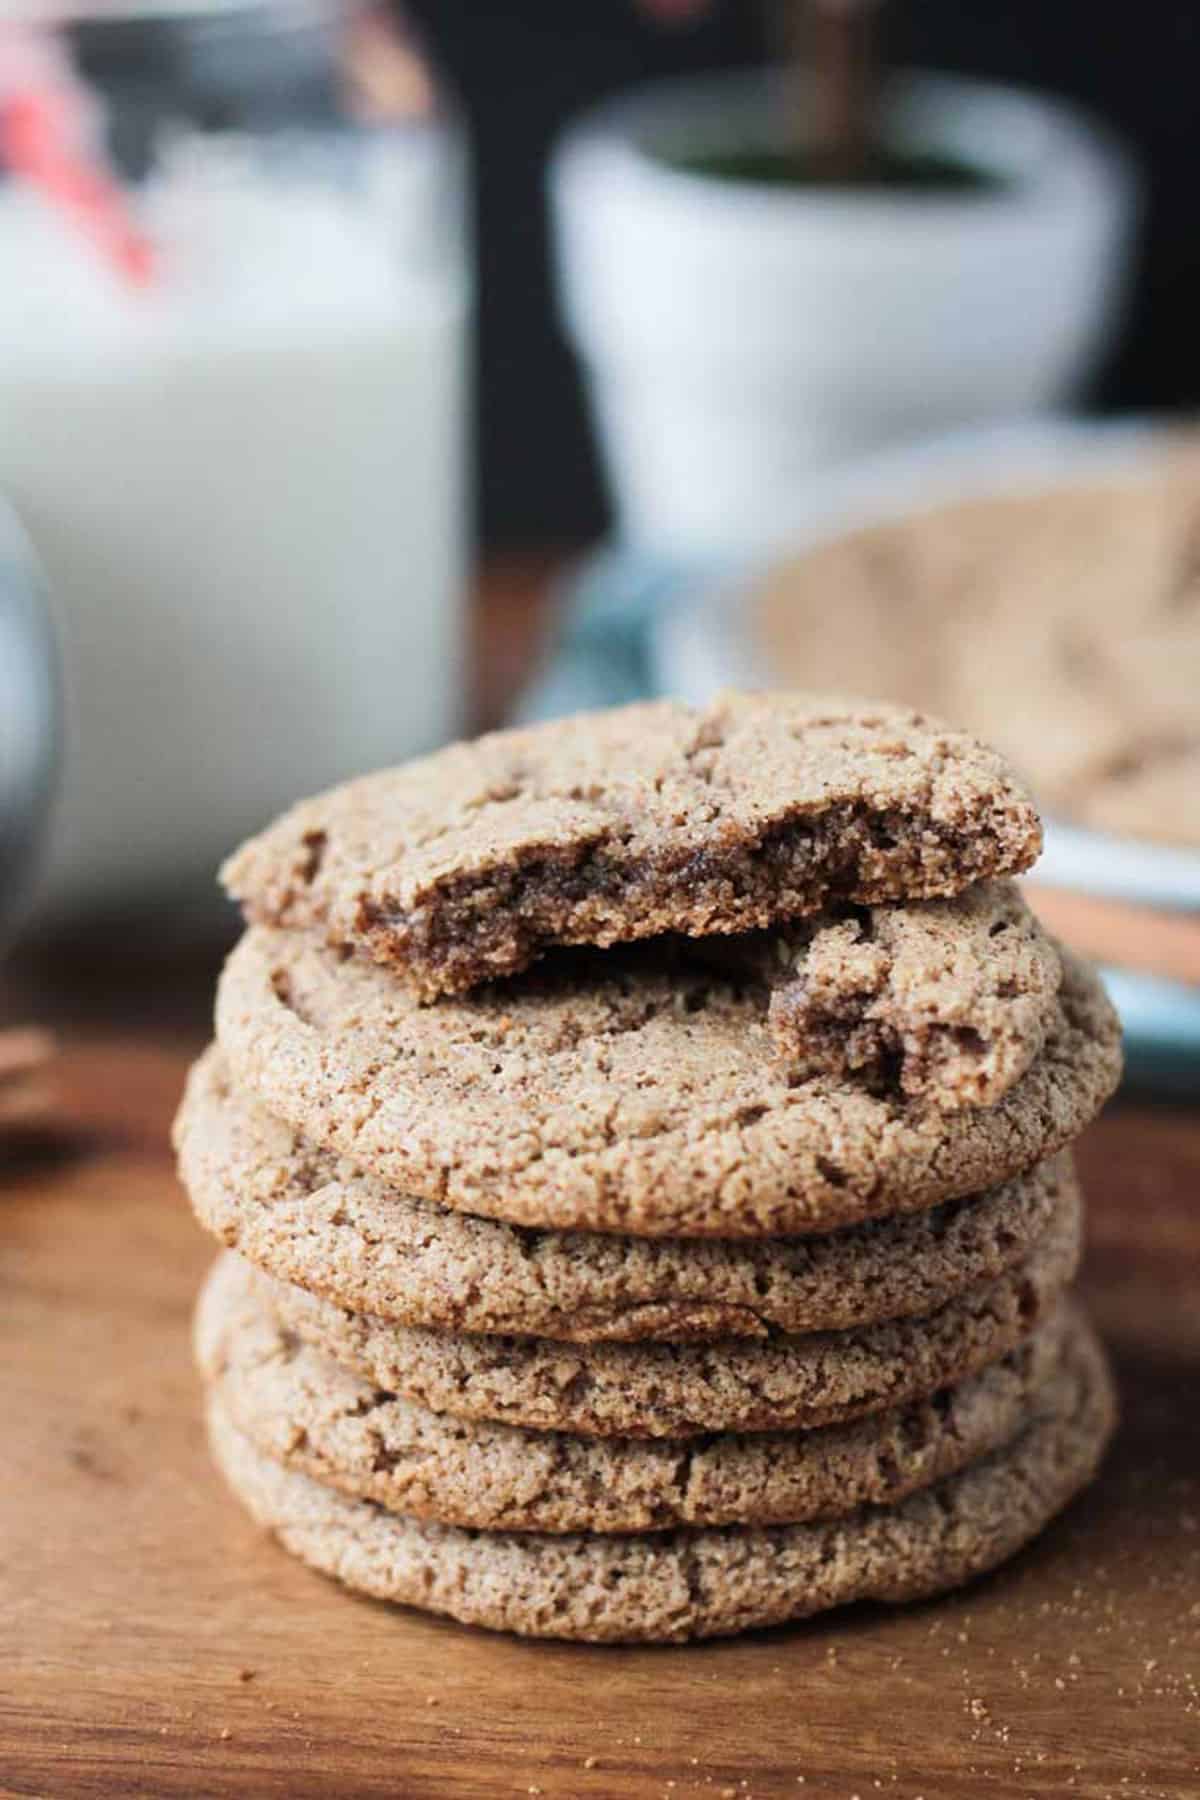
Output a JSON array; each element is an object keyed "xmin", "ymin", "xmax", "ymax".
[{"xmin": 176, "ymin": 694, "xmax": 1123, "ymax": 1644}]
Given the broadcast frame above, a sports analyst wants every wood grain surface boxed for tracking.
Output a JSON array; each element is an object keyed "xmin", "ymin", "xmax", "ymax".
[{"xmin": 3, "ymin": 1035, "xmax": 1198, "ymax": 1800}]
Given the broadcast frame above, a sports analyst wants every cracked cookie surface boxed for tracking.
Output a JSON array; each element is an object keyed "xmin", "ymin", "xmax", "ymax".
[
  {"xmin": 205, "ymin": 1328, "xmax": 1115, "ymax": 1641},
  {"xmin": 197, "ymin": 1250, "xmax": 1087, "ymax": 1534},
  {"xmin": 177, "ymin": 1050, "xmax": 1080, "ymax": 1341},
  {"xmin": 221, "ymin": 693, "xmax": 1042, "ymax": 1000},
  {"xmin": 215, "ymin": 926, "xmax": 1120, "ymax": 1237},
  {"xmin": 705, "ymin": 881, "xmax": 1062, "ymax": 1111},
  {"xmin": 249, "ymin": 1198, "xmax": 1080, "ymax": 1437}
]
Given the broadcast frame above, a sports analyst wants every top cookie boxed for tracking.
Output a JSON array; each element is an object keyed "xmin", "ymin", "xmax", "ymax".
[{"xmin": 221, "ymin": 693, "xmax": 1043, "ymax": 1000}]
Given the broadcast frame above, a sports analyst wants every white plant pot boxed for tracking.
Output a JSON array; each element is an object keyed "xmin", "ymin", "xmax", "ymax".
[{"xmin": 549, "ymin": 70, "xmax": 1139, "ymax": 558}]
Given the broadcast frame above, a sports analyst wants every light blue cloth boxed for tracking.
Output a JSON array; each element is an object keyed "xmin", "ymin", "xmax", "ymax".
[{"xmin": 513, "ymin": 545, "xmax": 690, "ymax": 724}]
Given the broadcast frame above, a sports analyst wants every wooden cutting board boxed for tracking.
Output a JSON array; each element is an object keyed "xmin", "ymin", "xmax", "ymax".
[{"xmin": 3, "ymin": 1038, "xmax": 1198, "ymax": 1800}]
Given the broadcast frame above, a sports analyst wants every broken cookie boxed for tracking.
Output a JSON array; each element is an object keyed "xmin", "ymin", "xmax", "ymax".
[
  {"xmin": 221, "ymin": 692, "xmax": 1043, "ymax": 1001},
  {"xmin": 711, "ymin": 882, "xmax": 1062, "ymax": 1111}
]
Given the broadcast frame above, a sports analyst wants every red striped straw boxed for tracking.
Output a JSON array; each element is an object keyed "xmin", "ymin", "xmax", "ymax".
[{"xmin": 1, "ymin": 79, "xmax": 156, "ymax": 288}]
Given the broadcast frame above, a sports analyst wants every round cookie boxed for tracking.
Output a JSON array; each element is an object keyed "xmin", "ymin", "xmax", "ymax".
[
  {"xmin": 177, "ymin": 1049, "xmax": 1080, "ymax": 1342},
  {"xmin": 246, "ymin": 1198, "xmax": 1080, "ymax": 1437},
  {"xmin": 220, "ymin": 692, "xmax": 1043, "ymax": 1001},
  {"xmin": 198, "ymin": 1257, "xmax": 1084, "ymax": 1534},
  {"xmin": 205, "ymin": 1331, "xmax": 1115, "ymax": 1642},
  {"xmin": 214, "ymin": 926, "xmax": 1120, "ymax": 1237}
]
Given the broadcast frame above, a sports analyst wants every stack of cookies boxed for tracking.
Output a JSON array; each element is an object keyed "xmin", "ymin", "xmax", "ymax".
[{"xmin": 175, "ymin": 694, "xmax": 1123, "ymax": 1644}]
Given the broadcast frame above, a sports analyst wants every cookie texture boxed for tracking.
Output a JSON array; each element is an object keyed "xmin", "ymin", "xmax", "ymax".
[
  {"xmin": 252, "ymin": 1201, "xmax": 1079, "ymax": 1437},
  {"xmin": 221, "ymin": 693, "xmax": 1042, "ymax": 1000},
  {"xmin": 215, "ymin": 926, "xmax": 1120, "ymax": 1237},
  {"xmin": 205, "ymin": 1328, "xmax": 1115, "ymax": 1640},
  {"xmin": 709, "ymin": 881, "xmax": 1062, "ymax": 1111},
  {"xmin": 752, "ymin": 448, "xmax": 1200, "ymax": 848},
  {"xmin": 178, "ymin": 1050, "xmax": 1079, "ymax": 1342},
  {"xmin": 198, "ymin": 1253, "xmax": 1084, "ymax": 1534}
]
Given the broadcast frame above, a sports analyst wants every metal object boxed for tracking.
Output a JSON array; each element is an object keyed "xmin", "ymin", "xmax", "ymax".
[{"xmin": 0, "ymin": 497, "xmax": 59, "ymax": 943}]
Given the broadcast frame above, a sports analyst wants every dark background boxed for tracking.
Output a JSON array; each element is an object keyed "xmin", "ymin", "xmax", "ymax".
[{"xmin": 405, "ymin": 0, "xmax": 1200, "ymax": 547}]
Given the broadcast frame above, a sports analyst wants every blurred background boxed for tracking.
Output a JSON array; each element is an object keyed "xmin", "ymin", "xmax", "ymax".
[
  {"xmin": 416, "ymin": 0, "xmax": 1200, "ymax": 544},
  {"xmin": 0, "ymin": 0, "xmax": 1198, "ymax": 1110}
]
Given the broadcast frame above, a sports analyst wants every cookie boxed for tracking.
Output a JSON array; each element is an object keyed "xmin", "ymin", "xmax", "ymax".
[
  {"xmin": 248, "ymin": 1201, "xmax": 1080, "ymax": 1437},
  {"xmin": 178, "ymin": 1049, "xmax": 1079, "ymax": 1342},
  {"xmin": 704, "ymin": 881, "xmax": 1062, "ymax": 1111},
  {"xmin": 198, "ymin": 1256, "xmax": 1084, "ymax": 1534},
  {"xmin": 220, "ymin": 693, "xmax": 1042, "ymax": 1000},
  {"xmin": 750, "ymin": 454, "xmax": 1200, "ymax": 850},
  {"xmin": 214, "ymin": 927, "xmax": 1120, "ymax": 1237},
  {"xmin": 205, "ymin": 1326, "xmax": 1114, "ymax": 1641}
]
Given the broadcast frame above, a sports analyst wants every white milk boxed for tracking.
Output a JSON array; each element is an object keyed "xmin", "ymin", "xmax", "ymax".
[{"xmin": 0, "ymin": 129, "xmax": 469, "ymax": 912}]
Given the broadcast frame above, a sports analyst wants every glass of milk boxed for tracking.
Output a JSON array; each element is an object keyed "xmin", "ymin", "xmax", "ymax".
[{"xmin": 0, "ymin": 2, "xmax": 470, "ymax": 916}]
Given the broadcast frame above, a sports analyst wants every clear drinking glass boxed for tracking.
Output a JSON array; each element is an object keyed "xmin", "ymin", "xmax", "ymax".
[{"xmin": 0, "ymin": 2, "xmax": 471, "ymax": 915}]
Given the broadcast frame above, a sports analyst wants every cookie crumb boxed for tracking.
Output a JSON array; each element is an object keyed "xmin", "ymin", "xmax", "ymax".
[
  {"xmin": 237, "ymin": 1668, "xmax": 256, "ymax": 1683},
  {"xmin": 583, "ymin": 1756, "xmax": 598, "ymax": 1770}
]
